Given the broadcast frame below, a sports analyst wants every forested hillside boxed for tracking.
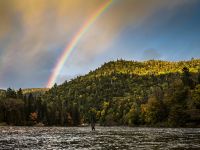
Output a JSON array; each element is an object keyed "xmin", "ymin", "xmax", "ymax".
[{"xmin": 0, "ymin": 59, "xmax": 200, "ymax": 127}]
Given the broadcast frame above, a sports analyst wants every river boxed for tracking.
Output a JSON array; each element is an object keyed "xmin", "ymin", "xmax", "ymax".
[{"xmin": 0, "ymin": 126, "xmax": 200, "ymax": 149}]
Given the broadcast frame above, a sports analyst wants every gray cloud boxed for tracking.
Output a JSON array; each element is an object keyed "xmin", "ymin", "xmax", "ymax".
[{"xmin": 0, "ymin": 0, "xmax": 197, "ymax": 88}]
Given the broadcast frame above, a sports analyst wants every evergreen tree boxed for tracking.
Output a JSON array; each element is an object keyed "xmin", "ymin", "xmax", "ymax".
[
  {"xmin": 72, "ymin": 104, "xmax": 81, "ymax": 126},
  {"xmin": 198, "ymin": 69, "xmax": 200, "ymax": 84},
  {"xmin": 17, "ymin": 88, "xmax": 23, "ymax": 99},
  {"xmin": 6, "ymin": 88, "xmax": 17, "ymax": 98},
  {"xmin": 182, "ymin": 67, "xmax": 193, "ymax": 88}
]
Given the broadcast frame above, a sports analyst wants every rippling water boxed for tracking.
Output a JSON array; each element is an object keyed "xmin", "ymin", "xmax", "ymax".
[{"xmin": 0, "ymin": 126, "xmax": 200, "ymax": 150}]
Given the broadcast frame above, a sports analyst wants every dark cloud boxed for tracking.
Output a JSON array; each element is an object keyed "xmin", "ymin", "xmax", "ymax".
[{"xmin": 0, "ymin": 0, "xmax": 197, "ymax": 88}]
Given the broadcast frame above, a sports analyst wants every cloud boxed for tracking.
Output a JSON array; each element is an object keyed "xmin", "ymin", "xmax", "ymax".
[
  {"xmin": 0, "ymin": 0, "xmax": 197, "ymax": 88},
  {"xmin": 67, "ymin": 0, "xmax": 196, "ymax": 65}
]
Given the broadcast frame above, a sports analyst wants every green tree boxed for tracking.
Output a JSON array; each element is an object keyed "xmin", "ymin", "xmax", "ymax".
[
  {"xmin": 71, "ymin": 104, "xmax": 81, "ymax": 126},
  {"xmin": 17, "ymin": 88, "xmax": 23, "ymax": 99},
  {"xmin": 198, "ymin": 69, "xmax": 200, "ymax": 84},
  {"xmin": 190, "ymin": 84, "xmax": 200, "ymax": 109},
  {"xmin": 182, "ymin": 67, "xmax": 193, "ymax": 88},
  {"xmin": 168, "ymin": 104, "xmax": 189, "ymax": 127},
  {"xmin": 6, "ymin": 88, "xmax": 17, "ymax": 98},
  {"xmin": 141, "ymin": 96, "xmax": 167, "ymax": 125}
]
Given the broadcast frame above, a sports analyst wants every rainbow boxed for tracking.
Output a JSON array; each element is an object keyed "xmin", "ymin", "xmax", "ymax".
[{"xmin": 47, "ymin": 0, "xmax": 113, "ymax": 88}]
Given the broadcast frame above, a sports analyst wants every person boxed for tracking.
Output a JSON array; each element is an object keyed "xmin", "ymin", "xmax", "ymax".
[{"xmin": 91, "ymin": 122, "xmax": 95, "ymax": 131}]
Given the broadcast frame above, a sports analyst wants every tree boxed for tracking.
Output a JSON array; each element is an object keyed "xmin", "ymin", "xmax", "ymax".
[
  {"xmin": 187, "ymin": 84, "xmax": 200, "ymax": 124},
  {"xmin": 17, "ymin": 88, "xmax": 23, "ymax": 99},
  {"xmin": 66, "ymin": 113, "xmax": 73, "ymax": 126},
  {"xmin": 30, "ymin": 112, "xmax": 38, "ymax": 125},
  {"xmin": 125, "ymin": 105, "xmax": 140, "ymax": 126},
  {"xmin": 6, "ymin": 88, "xmax": 17, "ymax": 98},
  {"xmin": 182, "ymin": 67, "xmax": 193, "ymax": 88},
  {"xmin": 168, "ymin": 104, "xmax": 189, "ymax": 127},
  {"xmin": 190, "ymin": 84, "xmax": 200, "ymax": 109},
  {"xmin": 198, "ymin": 69, "xmax": 200, "ymax": 84},
  {"xmin": 0, "ymin": 98, "xmax": 24, "ymax": 125},
  {"xmin": 89, "ymin": 107, "xmax": 97, "ymax": 124},
  {"xmin": 71, "ymin": 104, "xmax": 81, "ymax": 126},
  {"xmin": 141, "ymin": 95, "xmax": 167, "ymax": 125},
  {"xmin": 28, "ymin": 93, "xmax": 34, "ymax": 109}
]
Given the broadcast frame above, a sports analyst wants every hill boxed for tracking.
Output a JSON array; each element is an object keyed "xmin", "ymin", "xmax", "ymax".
[
  {"xmin": 89, "ymin": 59, "xmax": 199, "ymax": 77},
  {"xmin": 43, "ymin": 59, "xmax": 200, "ymax": 126},
  {"xmin": 0, "ymin": 59, "xmax": 200, "ymax": 126}
]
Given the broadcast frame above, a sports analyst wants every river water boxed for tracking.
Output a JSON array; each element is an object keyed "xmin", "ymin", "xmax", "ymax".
[{"xmin": 0, "ymin": 126, "xmax": 200, "ymax": 150}]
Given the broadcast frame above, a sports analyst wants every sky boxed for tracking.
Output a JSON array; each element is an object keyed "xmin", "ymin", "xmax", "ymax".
[{"xmin": 0, "ymin": 0, "xmax": 200, "ymax": 89}]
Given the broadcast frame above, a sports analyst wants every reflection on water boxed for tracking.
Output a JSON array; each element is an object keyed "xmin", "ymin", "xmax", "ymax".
[{"xmin": 0, "ymin": 126, "xmax": 200, "ymax": 149}]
